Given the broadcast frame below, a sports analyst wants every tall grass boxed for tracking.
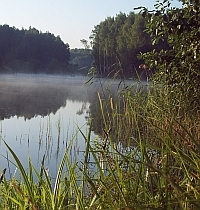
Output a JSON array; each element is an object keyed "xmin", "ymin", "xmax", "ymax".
[{"xmin": 0, "ymin": 80, "xmax": 199, "ymax": 209}]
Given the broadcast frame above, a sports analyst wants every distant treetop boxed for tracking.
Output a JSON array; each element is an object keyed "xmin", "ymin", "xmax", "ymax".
[{"xmin": 0, "ymin": 25, "xmax": 70, "ymax": 74}]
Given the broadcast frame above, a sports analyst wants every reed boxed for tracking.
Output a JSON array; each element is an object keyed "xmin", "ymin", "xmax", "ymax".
[{"xmin": 0, "ymin": 80, "xmax": 199, "ymax": 209}]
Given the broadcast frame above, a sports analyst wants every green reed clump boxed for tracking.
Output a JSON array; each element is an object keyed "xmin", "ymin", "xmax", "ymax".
[
  {"xmin": 0, "ymin": 130, "xmax": 85, "ymax": 210},
  {"xmin": 91, "ymin": 81, "xmax": 200, "ymax": 209},
  {"xmin": 0, "ymin": 81, "xmax": 199, "ymax": 209}
]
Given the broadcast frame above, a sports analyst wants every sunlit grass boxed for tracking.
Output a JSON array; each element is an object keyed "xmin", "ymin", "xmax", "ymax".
[{"xmin": 0, "ymin": 80, "xmax": 199, "ymax": 209}]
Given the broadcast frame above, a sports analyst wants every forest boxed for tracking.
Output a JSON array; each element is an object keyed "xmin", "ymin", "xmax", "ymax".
[
  {"xmin": 69, "ymin": 48, "xmax": 93, "ymax": 75},
  {"xmin": 0, "ymin": 25, "xmax": 70, "ymax": 74},
  {"xmin": 0, "ymin": 12, "xmax": 168, "ymax": 78},
  {"xmin": 90, "ymin": 12, "xmax": 169, "ymax": 79}
]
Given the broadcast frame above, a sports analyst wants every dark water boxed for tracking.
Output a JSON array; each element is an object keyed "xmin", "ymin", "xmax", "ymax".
[{"xmin": 0, "ymin": 73, "xmax": 137, "ymax": 179}]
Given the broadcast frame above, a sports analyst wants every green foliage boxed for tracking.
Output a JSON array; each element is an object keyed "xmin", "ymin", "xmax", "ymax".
[
  {"xmin": 69, "ymin": 48, "xmax": 93, "ymax": 74},
  {"xmin": 88, "ymin": 81, "xmax": 200, "ymax": 209},
  {"xmin": 0, "ymin": 80, "xmax": 200, "ymax": 209},
  {"xmin": 138, "ymin": 0, "xmax": 200, "ymax": 110},
  {"xmin": 0, "ymin": 25, "xmax": 70, "ymax": 74},
  {"xmin": 90, "ymin": 11, "xmax": 172, "ymax": 80},
  {"xmin": 90, "ymin": 12, "xmax": 154, "ymax": 78}
]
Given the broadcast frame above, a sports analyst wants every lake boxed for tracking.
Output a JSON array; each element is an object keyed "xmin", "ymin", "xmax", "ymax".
[{"xmin": 0, "ymin": 73, "xmax": 137, "ymax": 179}]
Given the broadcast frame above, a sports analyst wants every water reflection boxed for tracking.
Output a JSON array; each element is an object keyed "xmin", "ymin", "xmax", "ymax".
[
  {"xmin": 0, "ymin": 74, "xmax": 92, "ymax": 120},
  {"xmin": 0, "ymin": 74, "xmax": 93, "ymax": 178},
  {"xmin": 0, "ymin": 73, "xmax": 137, "ymax": 179}
]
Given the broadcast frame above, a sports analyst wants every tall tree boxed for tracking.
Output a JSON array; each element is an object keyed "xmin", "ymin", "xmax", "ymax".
[{"xmin": 90, "ymin": 12, "xmax": 153, "ymax": 78}]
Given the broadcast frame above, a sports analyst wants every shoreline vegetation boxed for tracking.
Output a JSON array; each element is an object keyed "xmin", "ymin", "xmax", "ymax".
[
  {"xmin": 0, "ymin": 79, "xmax": 199, "ymax": 209},
  {"xmin": 0, "ymin": 0, "xmax": 199, "ymax": 209}
]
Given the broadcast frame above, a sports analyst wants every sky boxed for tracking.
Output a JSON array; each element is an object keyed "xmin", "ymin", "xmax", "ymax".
[{"xmin": 0, "ymin": 0, "xmax": 182, "ymax": 49}]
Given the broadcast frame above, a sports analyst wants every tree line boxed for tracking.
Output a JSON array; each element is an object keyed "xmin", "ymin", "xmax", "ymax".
[
  {"xmin": 90, "ymin": 12, "xmax": 169, "ymax": 79},
  {"xmin": 0, "ymin": 25, "xmax": 70, "ymax": 74},
  {"xmin": 69, "ymin": 48, "xmax": 93, "ymax": 74}
]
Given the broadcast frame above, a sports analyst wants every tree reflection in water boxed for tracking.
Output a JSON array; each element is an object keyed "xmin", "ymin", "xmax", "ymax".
[{"xmin": 0, "ymin": 73, "xmax": 138, "ymax": 179}]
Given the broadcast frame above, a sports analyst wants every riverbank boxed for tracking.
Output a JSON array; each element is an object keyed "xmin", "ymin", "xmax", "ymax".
[{"xmin": 0, "ymin": 78, "xmax": 199, "ymax": 209}]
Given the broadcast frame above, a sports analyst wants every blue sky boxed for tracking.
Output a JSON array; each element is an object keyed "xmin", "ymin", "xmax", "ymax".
[{"xmin": 0, "ymin": 0, "xmax": 182, "ymax": 49}]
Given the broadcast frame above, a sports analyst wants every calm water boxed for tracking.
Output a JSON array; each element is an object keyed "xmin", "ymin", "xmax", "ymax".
[{"xmin": 0, "ymin": 73, "xmax": 137, "ymax": 179}]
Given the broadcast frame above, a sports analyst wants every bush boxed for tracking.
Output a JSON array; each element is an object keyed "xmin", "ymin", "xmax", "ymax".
[{"xmin": 138, "ymin": 0, "xmax": 200, "ymax": 111}]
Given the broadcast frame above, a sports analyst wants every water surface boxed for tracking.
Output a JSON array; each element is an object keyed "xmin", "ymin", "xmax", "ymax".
[{"xmin": 0, "ymin": 73, "xmax": 136, "ymax": 179}]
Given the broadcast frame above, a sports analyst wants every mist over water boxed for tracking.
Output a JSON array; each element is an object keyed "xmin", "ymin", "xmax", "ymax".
[{"xmin": 0, "ymin": 73, "xmax": 136, "ymax": 179}]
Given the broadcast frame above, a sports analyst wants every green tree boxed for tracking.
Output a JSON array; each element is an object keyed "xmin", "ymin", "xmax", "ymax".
[
  {"xmin": 90, "ymin": 12, "xmax": 153, "ymax": 78},
  {"xmin": 0, "ymin": 25, "xmax": 70, "ymax": 73},
  {"xmin": 0, "ymin": 25, "xmax": 19, "ymax": 69},
  {"xmin": 139, "ymin": 0, "xmax": 200, "ymax": 110}
]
